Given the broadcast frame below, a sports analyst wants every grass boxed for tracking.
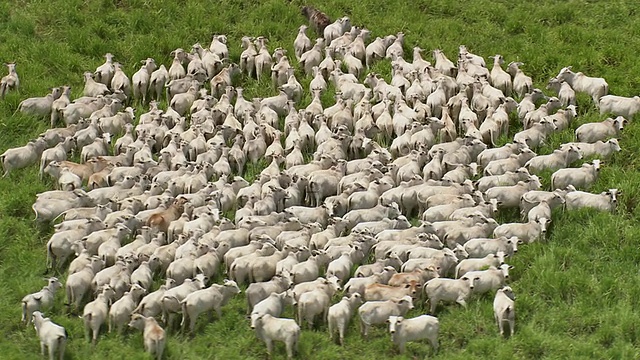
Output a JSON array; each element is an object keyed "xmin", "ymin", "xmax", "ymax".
[{"xmin": 1, "ymin": 0, "xmax": 640, "ymax": 359}]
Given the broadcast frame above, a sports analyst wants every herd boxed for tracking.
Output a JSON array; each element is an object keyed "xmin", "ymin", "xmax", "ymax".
[{"xmin": 2, "ymin": 5, "xmax": 630, "ymax": 360}]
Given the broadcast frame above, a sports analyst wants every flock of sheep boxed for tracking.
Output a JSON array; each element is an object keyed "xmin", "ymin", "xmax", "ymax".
[{"xmin": 4, "ymin": 6, "xmax": 635, "ymax": 360}]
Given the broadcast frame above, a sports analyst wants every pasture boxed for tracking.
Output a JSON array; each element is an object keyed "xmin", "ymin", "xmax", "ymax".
[{"xmin": 1, "ymin": 0, "xmax": 640, "ymax": 359}]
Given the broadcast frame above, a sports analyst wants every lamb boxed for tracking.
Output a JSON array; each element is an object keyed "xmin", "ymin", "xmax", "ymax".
[
  {"xmin": 556, "ymin": 66, "xmax": 608, "ymax": 105},
  {"xmin": 18, "ymin": 87, "xmax": 62, "ymax": 118},
  {"xmin": 551, "ymin": 160, "xmax": 601, "ymax": 190},
  {"xmin": 575, "ymin": 116, "xmax": 626, "ymax": 143},
  {"xmin": 31, "ymin": 311, "xmax": 68, "ymax": 360},
  {"xmin": 21, "ymin": 278, "xmax": 62, "ymax": 326},
  {"xmin": 128, "ymin": 314, "xmax": 166, "ymax": 360}
]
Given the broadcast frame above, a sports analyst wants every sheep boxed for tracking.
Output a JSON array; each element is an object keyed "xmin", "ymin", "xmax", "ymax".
[
  {"xmin": 180, "ymin": 279, "xmax": 241, "ymax": 333},
  {"xmin": 556, "ymin": 66, "xmax": 608, "ymax": 105},
  {"xmin": 301, "ymin": 5, "xmax": 331, "ymax": 36},
  {"xmin": 524, "ymin": 145, "xmax": 582, "ymax": 174},
  {"xmin": 560, "ymin": 139, "xmax": 621, "ymax": 159},
  {"xmin": 21, "ymin": 278, "xmax": 62, "ymax": 326},
  {"xmin": 18, "ymin": 87, "xmax": 62, "ymax": 118},
  {"xmin": 132, "ymin": 58, "xmax": 157, "ymax": 104},
  {"xmin": 551, "ymin": 160, "xmax": 601, "ymax": 190},
  {"xmin": 128, "ymin": 314, "xmax": 166, "ymax": 360},
  {"xmin": 108, "ymin": 284, "xmax": 146, "ymax": 334},
  {"xmin": 210, "ymin": 63, "xmax": 240, "ymax": 98},
  {"xmin": 388, "ymin": 315, "xmax": 440, "ymax": 355},
  {"xmin": 1, "ymin": 137, "xmax": 48, "ymax": 177},
  {"xmin": 324, "ymin": 17, "xmax": 351, "ymax": 44},
  {"xmin": 239, "ymin": 36, "xmax": 258, "ymax": 78},
  {"xmin": 547, "ymin": 77, "xmax": 576, "ymax": 107},
  {"xmin": 575, "ymin": 116, "xmax": 626, "ymax": 143},
  {"xmin": 494, "ymin": 286, "xmax": 516, "ymax": 337},
  {"xmin": 39, "ymin": 137, "xmax": 75, "ymax": 179},
  {"xmin": 83, "ymin": 285, "xmax": 116, "ymax": 344},
  {"xmin": 489, "ymin": 55, "xmax": 512, "ymax": 95},
  {"xmin": 507, "ymin": 62, "xmax": 532, "ymax": 98},
  {"xmin": 0, "ymin": 62, "xmax": 19, "ymax": 99},
  {"xmin": 565, "ymin": 188, "xmax": 620, "ymax": 212},
  {"xmin": 31, "ymin": 311, "xmax": 68, "ymax": 360},
  {"xmin": 149, "ymin": 65, "xmax": 169, "ymax": 101},
  {"xmin": 111, "ymin": 62, "xmax": 131, "ymax": 98},
  {"xmin": 251, "ymin": 313, "xmax": 300, "ymax": 360},
  {"xmin": 254, "ymin": 38, "xmax": 273, "ymax": 83},
  {"xmin": 82, "ymin": 71, "xmax": 110, "ymax": 98},
  {"xmin": 328, "ymin": 293, "xmax": 363, "ymax": 345}
]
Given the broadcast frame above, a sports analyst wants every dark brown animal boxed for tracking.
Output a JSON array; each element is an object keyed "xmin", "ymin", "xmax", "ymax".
[
  {"xmin": 301, "ymin": 6, "xmax": 331, "ymax": 36},
  {"xmin": 147, "ymin": 197, "xmax": 188, "ymax": 234}
]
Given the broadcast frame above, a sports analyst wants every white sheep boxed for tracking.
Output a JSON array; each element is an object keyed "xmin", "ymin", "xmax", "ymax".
[
  {"xmin": 149, "ymin": 65, "xmax": 169, "ymax": 101},
  {"xmin": 547, "ymin": 77, "xmax": 576, "ymax": 107},
  {"xmin": 108, "ymin": 283, "xmax": 146, "ymax": 334},
  {"xmin": 21, "ymin": 277, "xmax": 62, "ymax": 326},
  {"xmin": 507, "ymin": 62, "xmax": 532, "ymax": 98},
  {"xmin": 551, "ymin": 159, "xmax": 601, "ymax": 190},
  {"xmin": 180, "ymin": 279, "xmax": 241, "ymax": 333},
  {"xmin": 132, "ymin": 58, "xmax": 157, "ymax": 104},
  {"xmin": 83, "ymin": 285, "xmax": 116, "ymax": 345},
  {"xmin": 328, "ymin": 293, "xmax": 363, "ymax": 345},
  {"xmin": 94, "ymin": 53, "xmax": 115, "ymax": 86},
  {"xmin": 31, "ymin": 311, "xmax": 67, "ymax": 360},
  {"xmin": 575, "ymin": 116, "xmax": 626, "ymax": 143},
  {"xmin": 18, "ymin": 87, "xmax": 62, "ymax": 118},
  {"xmin": 494, "ymin": 286, "xmax": 516, "ymax": 337},
  {"xmin": 82, "ymin": 71, "xmax": 110, "ymax": 97},
  {"xmin": 1, "ymin": 137, "xmax": 48, "ymax": 177},
  {"xmin": 556, "ymin": 66, "xmax": 608, "ymax": 105},
  {"xmin": 0, "ymin": 62, "xmax": 19, "ymax": 99},
  {"xmin": 128, "ymin": 314, "xmax": 166, "ymax": 360},
  {"xmin": 111, "ymin": 62, "xmax": 131, "ymax": 98}
]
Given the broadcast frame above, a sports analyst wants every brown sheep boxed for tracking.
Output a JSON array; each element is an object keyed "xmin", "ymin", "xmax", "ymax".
[
  {"xmin": 147, "ymin": 197, "xmax": 188, "ymax": 234},
  {"xmin": 301, "ymin": 6, "xmax": 331, "ymax": 37}
]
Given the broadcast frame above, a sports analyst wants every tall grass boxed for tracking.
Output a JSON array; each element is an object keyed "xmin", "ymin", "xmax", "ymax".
[{"xmin": 0, "ymin": 1, "xmax": 639, "ymax": 359}]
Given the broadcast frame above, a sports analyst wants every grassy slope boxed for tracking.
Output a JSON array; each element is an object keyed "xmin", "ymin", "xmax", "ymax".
[{"xmin": 0, "ymin": 0, "xmax": 639, "ymax": 359}]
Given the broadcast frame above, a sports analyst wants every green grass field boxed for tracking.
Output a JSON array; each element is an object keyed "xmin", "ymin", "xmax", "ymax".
[{"xmin": 1, "ymin": 1, "xmax": 640, "ymax": 359}]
